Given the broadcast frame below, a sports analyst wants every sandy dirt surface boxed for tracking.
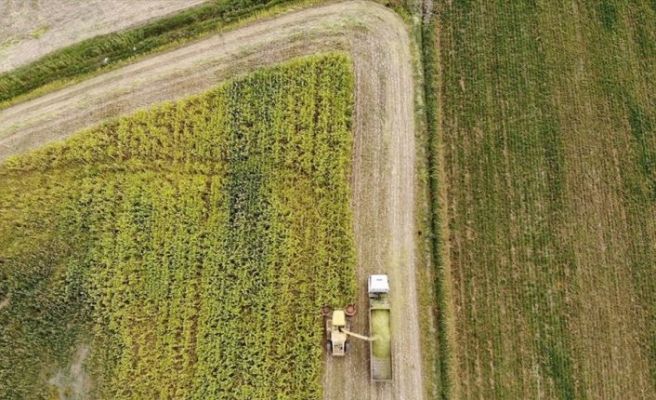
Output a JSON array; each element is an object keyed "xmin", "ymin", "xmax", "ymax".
[
  {"xmin": 0, "ymin": 0, "xmax": 206, "ymax": 73},
  {"xmin": 0, "ymin": 294, "xmax": 10, "ymax": 311},
  {"xmin": 48, "ymin": 344, "xmax": 90, "ymax": 400},
  {"xmin": 0, "ymin": 2, "xmax": 425, "ymax": 399}
]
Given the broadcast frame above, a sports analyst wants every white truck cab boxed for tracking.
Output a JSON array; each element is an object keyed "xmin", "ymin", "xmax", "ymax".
[{"xmin": 368, "ymin": 274, "xmax": 389, "ymax": 297}]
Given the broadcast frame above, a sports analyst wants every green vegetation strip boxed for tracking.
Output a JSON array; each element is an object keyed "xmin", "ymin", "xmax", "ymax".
[
  {"xmin": 0, "ymin": 54, "xmax": 355, "ymax": 399},
  {"xmin": 0, "ymin": 0, "xmax": 307, "ymax": 107},
  {"xmin": 420, "ymin": 7, "xmax": 456, "ymax": 400}
]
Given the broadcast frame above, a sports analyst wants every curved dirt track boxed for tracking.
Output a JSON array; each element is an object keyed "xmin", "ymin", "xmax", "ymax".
[{"xmin": 0, "ymin": 2, "xmax": 423, "ymax": 399}]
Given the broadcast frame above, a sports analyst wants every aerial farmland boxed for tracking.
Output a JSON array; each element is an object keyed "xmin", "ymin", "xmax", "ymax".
[{"xmin": 0, "ymin": 1, "xmax": 653, "ymax": 399}]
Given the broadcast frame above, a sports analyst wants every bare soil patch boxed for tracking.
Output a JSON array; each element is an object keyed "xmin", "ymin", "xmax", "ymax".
[
  {"xmin": 0, "ymin": 2, "xmax": 426, "ymax": 399},
  {"xmin": 48, "ymin": 344, "xmax": 91, "ymax": 400}
]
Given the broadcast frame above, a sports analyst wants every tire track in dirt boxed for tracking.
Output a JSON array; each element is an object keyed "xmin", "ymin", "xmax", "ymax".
[{"xmin": 0, "ymin": 2, "xmax": 423, "ymax": 399}]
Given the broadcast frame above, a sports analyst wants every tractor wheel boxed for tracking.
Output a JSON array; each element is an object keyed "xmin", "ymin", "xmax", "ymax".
[
  {"xmin": 345, "ymin": 304, "xmax": 357, "ymax": 317},
  {"xmin": 345, "ymin": 342, "xmax": 352, "ymax": 353},
  {"xmin": 326, "ymin": 341, "xmax": 333, "ymax": 354},
  {"xmin": 321, "ymin": 306, "xmax": 332, "ymax": 317}
]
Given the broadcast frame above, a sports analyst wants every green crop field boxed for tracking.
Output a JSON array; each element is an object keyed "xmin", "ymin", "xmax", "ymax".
[
  {"xmin": 0, "ymin": 54, "xmax": 355, "ymax": 399},
  {"xmin": 434, "ymin": 1, "xmax": 655, "ymax": 399}
]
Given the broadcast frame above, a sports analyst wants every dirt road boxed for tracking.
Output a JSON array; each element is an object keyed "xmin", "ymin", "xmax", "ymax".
[
  {"xmin": 0, "ymin": 2, "xmax": 424, "ymax": 399},
  {"xmin": 0, "ymin": 0, "xmax": 205, "ymax": 73}
]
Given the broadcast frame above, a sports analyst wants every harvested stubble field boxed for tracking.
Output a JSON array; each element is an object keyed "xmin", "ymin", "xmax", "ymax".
[
  {"xmin": 0, "ymin": 0, "xmax": 205, "ymax": 73},
  {"xmin": 435, "ymin": 0, "xmax": 655, "ymax": 398},
  {"xmin": 0, "ymin": 55, "xmax": 356, "ymax": 399}
]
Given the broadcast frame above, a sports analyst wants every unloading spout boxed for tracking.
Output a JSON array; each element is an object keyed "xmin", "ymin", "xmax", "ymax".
[{"xmin": 339, "ymin": 327, "xmax": 376, "ymax": 342}]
